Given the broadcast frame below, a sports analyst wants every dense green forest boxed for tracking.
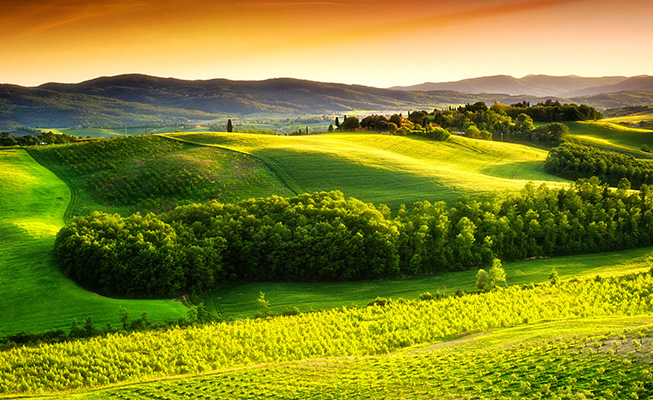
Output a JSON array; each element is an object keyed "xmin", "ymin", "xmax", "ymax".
[
  {"xmin": 56, "ymin": 178, "xmax": 653, "ymax": 298},
  {"xmin": 545, "ymin": 142, "xmax": 653, "ymax": 188}
]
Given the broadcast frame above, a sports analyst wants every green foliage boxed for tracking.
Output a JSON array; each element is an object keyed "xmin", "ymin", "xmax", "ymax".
[
  {"xmin": 3, "ymin": 273, "xmax": 653, "ymax": 395},
  {"xmin": 56, "ymin": 177, "xmax": 653, "ymax": 298},
  {"xmin": 0, "ymin": 130, "xmax": 80, "ymax": 147},
  {"xmin": 476, "ymin": 269, "xmax": 489, "ymax": 290},
  {"xmin": 489, "ymin": 258, "xmax": 507, "ymax": 288},
  {"xmin": 506, "ymin": 100, "xmax": 603, "ymax": 122},
  {"xmin": 340, "ymin": 116, "xmax": 360, "ymax": 131},
  {"xmin": 550, "ymin": 268, "xmax": 561, "ymax": 285},
  {"xmin": 256, "ymin": 292, "xmax": 271, "ymax": 317},
  {"xmin": 545, "ymin": 142, "xmax": 653, "ymax": 189}
]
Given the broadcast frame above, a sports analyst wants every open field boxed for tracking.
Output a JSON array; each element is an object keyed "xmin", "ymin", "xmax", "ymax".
[
  {"xmin": 204, "ymin": 246, "xmax": 653, "ymax": 318},
  {"xmin": 565, "ymin": 121, "xmax": 653, "ymax": 156},
  {"xmin": 604, "ymin": 110, "xmax": 653, "ymax": 125},
  {"xmin": 0, "ymin": 148, "xmax": 187, "ymax": 337},
  {"xmin": 26, "ymin": 135, "xmax": 292, "ymax": 217},
  {"xmin": 165, "ymin": 132, "xmax": 567, "ymax": 208},
  {"xmin": 30, "ymin": 316, "xmax": 653, "ymax": 400}
]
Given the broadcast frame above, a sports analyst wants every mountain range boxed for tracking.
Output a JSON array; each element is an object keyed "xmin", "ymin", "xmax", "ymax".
[
  {"xmin": 1, "ymin": 74, "xmax": 652, "ymax": 129},
  {"xmin": 391, "ymin": 75, "xmax": 653, "ymax": 97}
]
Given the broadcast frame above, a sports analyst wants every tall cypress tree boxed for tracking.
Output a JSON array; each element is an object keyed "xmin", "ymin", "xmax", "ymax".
[{"xmin": 227, "ymin": 119, "xmax": 233, "ymax": 133}]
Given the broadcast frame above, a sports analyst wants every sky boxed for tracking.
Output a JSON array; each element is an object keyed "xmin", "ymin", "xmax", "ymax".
[{"xmin": 1, "ymin": 0, "xmax": 651, "ymax": 87}]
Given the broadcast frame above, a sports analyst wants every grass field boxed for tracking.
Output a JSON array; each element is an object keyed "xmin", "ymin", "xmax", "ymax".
[
  {"xmin": 40, "ymin": 126, "xmax": 203, "ymax": 138},
  {"xmin": 27, "ymin": 136, "xmax": 292, "ymax": 217},
  {"xmin": 604, "ymin": 110, "xmax": 653, "ymax": 125},
  {"xmin": 204, "ymin": 246, "xmax": 653, "ymax": 319},
  {"xmin": 164, "ymin": 132, "xmax": 567, "ymax": 209},
  {"xmin": 36, "ymin": 315, "xmax": 653, "ymax": 400},
  {"xmin": 565, "ymin": 121, "xmax": 653, "ymax": 156},
  {"xmin": 0, "ymin": 148, "xmax": 187, "ymax": 337}
]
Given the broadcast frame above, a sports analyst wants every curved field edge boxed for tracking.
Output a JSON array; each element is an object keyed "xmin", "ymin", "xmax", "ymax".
[
  {"xmin": 25, "ymin": 136, "xmax": 294, "ymax": 217},
  {"xmin": 0, "ymin": 148, "xmax": 187, "ymax": 338},
  {"xmin": 163, "ymin": 132, "xmax": 568, "ymax": 208},
  {"xmin": 566, "ymin": 121, "xmax": 653, "ymax": 157},
  {"xmin": 3, "ymin": 273, "xmax": 653, "ymax": 395},
  {"xmin": 202, "ymin": 245, "xmax": 653, "ymax": 319},
  {"xmin": 159, "ymin": 134, "xmax": 305, "ymax": 195}
]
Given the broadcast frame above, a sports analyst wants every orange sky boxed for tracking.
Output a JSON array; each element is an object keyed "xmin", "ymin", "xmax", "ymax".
[{"xmin": 1, "ymin": 0, "xmax": 651, "ymax": 87}]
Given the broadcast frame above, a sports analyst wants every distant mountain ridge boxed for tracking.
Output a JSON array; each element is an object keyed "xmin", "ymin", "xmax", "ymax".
[
  {"xmin": 390, "ymin": 75, "xmax": 649, "ymax": 97},
  {"xmin": 1, "ymin": 74, "xmax": 653, "ymax": 129}
]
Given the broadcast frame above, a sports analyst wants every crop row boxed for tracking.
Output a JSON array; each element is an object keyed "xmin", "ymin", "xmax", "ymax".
[
  {"xmin": 61, "ymin": 326, "xmax": 653, "ymax": 399},
  {"xmin": 2, "ymin": 273, "xmax": 653, "ymax": 395}
]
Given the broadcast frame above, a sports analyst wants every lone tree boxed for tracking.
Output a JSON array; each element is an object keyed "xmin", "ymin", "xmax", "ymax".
[
  {"xmin": 476, "ymin": 269, "xmax": 490, "ymax": 290},
  {"xmin": 488, "ymin": 258, "xmax": 507, "ymax": 288},
  {"xmin": 227, "ymin": 119, "xmax": 233, "ymax": 133},
  {"xmin": 335, "ymin": 117, "xmax": 340, "ymax": 128}
]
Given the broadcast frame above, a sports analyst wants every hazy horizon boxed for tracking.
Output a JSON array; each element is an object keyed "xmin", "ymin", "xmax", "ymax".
[{"xmin": 2, "ymin": 72, "xmax": 647, "ymax": 89}]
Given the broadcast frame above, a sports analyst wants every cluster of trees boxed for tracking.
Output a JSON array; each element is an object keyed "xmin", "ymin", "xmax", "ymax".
[
  {"xmin": 56, "ymin": 179, "xmax": 653, "ymax": 298},
  {"xmin": 0, "ymin": 129, "xmax": 80, "ymax": 146},
  {"xmin": 337, "ymin": 114, "xmax": 450, "ymax": 141},
  {"xmin": 545, "ymin": 142, "xmax": 653, "ymax": 189},
  {"xmin": 428, "ymin": 102, "xmax": 572, "ymax": 143},
  {"xmin": 504, "ymin": 99, "xmax": 603, "ymax": 122},
  {"xmin": 339, "ymin": 100, "xmax": 591, "ymax": 144}
]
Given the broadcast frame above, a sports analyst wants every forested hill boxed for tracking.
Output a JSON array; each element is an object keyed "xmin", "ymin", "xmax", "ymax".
[{"xmin": 2, "ymin": 74, "xmax": 653, "ymax": 129}]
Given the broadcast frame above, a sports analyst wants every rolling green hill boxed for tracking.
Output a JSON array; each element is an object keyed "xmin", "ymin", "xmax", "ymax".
[
  {"xmin": 565, "ymin": 120, "xmax": 653, "ymax": 156},
  {"xmin": 26, "ymin": 135, "xmax": 293, "ymax": 217},
  {"xmin": 165, "ymin": 132, "xmax": 567, "ymax": 208},
  {"xmin": 0, "ymin": 148, "xmax": 187, "ymax": 337}
]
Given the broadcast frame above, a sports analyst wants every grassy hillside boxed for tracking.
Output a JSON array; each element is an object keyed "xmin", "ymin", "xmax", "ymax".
[
  {"xmin": 203, "ymin": 246, "xmax": 653, "ymax": 318},
  {"xmin": 26, "ymin": 135, "xmax": 293, "ymax": 217},
  {"xmin": 165, "ymin": 132, "xmax": 566, "ymax": 208},
  {"xmin": 566, "ymin": 121, "xmax": 653, "ymax": 155},
  {"xmin": 36, "ymin": 316, "xmax": 653, "ymax": 400},
  {"xmin": 0, "ymin": 148, "xmax": 187, "ymax": 337}
]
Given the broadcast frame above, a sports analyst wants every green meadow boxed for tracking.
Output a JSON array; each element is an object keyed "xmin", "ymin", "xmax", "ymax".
[
  {"xmin": 604, "ymin": 110, "xmax": 653, "ymax": 125},
  {"xmin": 204, "ymin": 246, "xmax": 653, "ymax": 318},
  {"xmin": 26, "ymin": 135, "xmax": 292, "ymax": 217},
  {"xmin": 565, "ymin": 120, "xmax": 653, "ymax": 156},
  {"xmin": 165, "ymin": 132, "xmax": 567, "ymax": 208},
  {"xmin": 0, "ymin": 148, "xmax": 186, "ymax": 337}
]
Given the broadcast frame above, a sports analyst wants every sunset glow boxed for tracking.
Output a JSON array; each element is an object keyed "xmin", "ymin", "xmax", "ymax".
[{"xmin": 1, "ymin": 0, "xmax": 651, "ymax": 87}]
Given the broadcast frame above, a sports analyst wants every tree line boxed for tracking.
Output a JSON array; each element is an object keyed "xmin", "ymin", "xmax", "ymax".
[
  {"xmin": 545, "ymin": 142, "xmax": 653, "ymax": 189},
  {"xmin": 335, "ymin": 100, "xmax": 599, "ymax": 144},
  {"xmin": 0, "ymin": 129, "xmax": 80, "ymax": 146},
  {"xmin": 55, "ymin": 179, "xmax": 653, "ymax": 298}
]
